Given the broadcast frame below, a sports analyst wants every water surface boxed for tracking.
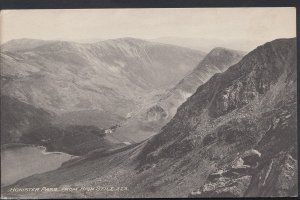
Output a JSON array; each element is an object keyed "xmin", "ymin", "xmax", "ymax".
[{"xmin": 1, "ymin": 145, "xmax": 74, "ymax": 187}]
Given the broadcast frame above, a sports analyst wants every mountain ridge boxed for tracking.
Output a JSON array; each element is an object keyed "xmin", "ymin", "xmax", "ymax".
[{"xmin": 1, "ymin": 37, "xmax": 205, "ymax": 133}]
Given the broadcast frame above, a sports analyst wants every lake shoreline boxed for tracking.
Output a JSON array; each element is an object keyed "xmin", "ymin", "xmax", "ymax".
[{"xmin": 1, "ymin": 143, "xmax": 78, "ymax": 157}]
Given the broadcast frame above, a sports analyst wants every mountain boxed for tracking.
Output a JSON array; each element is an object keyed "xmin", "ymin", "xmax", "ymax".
[
  {"xmin": 54, "ymin": 38, "xmax": 104, "ymax": 44},
  {"xmin": 136, "ymin": 38, "xmax": 297, "ymax": 197},
  {"xmin": 158, "ymin": 47, "xmax": 245, "ymax": 118},
  {"xmin": 111, "ymin": 47, "xmax": 245, "ymax": 142},
  {"xmin": 1, "ymin": 38, "xmax": 205, "ymax": 131},
  {"xmin": 2, "ymin": 38, "xmax": 296, "ymax": 198},
  {"xmin": 1, "ymin": 38, "xmax": 55, "ymax": 52}
]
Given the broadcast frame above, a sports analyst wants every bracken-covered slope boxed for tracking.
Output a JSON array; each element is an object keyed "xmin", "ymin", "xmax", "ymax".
[
  {"xmin": 112, "ymin": 47, "xmax": 244, "ymax": 142},
  {"xmin": 2, "ymin": 38, "xmax": 297, "ymax": 198}
]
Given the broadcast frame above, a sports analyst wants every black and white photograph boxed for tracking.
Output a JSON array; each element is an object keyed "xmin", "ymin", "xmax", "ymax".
[{"xmin": 0, "ymin": 6, "xmax": 297, "ymax": 198}]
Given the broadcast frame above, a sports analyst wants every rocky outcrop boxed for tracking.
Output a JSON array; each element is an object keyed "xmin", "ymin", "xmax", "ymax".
[
  {"xmin": 242, "ymin": 149, "xmax": 261, "ymax": 167},
  {"xmin": 145, "ymin": 105, "xmax": 167, "ymax": 121},
  {"xmin": 275, "ymin": 154, "xmax": 297, "ymax": 196},
  {"xmin": 245, "ymin": 151, "xmax": 298, "ymax": 197},
  {"xmin": 190, "ymin": 149, "xmax": 260, "ymax": 197},
  {"xmin": 190, "ymin": 148, "xmax": 297, "ymax": 198},
  {"xmin": 209, "ymin": 39, "xmax": 295, "ymax": 118}
]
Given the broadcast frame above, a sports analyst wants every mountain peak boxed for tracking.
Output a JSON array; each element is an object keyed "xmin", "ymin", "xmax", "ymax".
[
  {"xmin": 200, "ymin": 47, "xmax": 246, "ymax": 72},
  {"xmin": 99, "ymin": 37, "xmax": 149, "ymax": 45},
  {"xmin": 208, "ymin": 47, "xmax": 245, "ymax": 57},
  {"xmin": 2, "ymin": 38, "xmax": 50, "ymax": 44},
  {"xmin": 209, "ymin": 46, "xmax": 228, "ymax": 52},
  {"xmin": 117, "ymin": 37, "xmax": 145, "ymax": 42}
]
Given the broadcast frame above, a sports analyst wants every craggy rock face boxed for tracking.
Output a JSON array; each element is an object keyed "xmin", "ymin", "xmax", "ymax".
[
  {"xmin": 275, "ymin": 154, "xmax": 298, "ymax": 196},
  {"xmin": 245, "ymin": 152, "xmax": 298, "ymax": 197},
  {"xmin": 190, "ymin": 149, "xmax": 297, "ymax": 198},
  {"xmin": 139, "ymin": 38, "xmax": 296, "ymax": 160},
  {"xmin": 209, "ymin": 40, "xmax": 294, "ymax": 118},
  {"xmin": 189, "ymin": 149, "xmax": 259, "ymax": 197},
  {"xmin": 137, "ymin": 38, "xmax": 297, "ymax": 197}
]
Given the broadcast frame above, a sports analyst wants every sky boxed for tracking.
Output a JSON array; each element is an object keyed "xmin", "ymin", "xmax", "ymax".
[{"xmin": 0, "ymin": 8, "xmax": 296, "ymax": 45}]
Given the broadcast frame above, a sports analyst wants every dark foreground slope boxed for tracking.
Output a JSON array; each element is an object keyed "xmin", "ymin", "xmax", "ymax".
[{"xmin": 2, "ymin": 38, "xmax": 297, "ymax": 198}]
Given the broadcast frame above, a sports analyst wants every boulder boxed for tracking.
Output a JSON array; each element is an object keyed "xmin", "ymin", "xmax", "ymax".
[
  {"xmin": 242, "ymin": 149, "xmax": 261, "ymax": 167},
  {"xmin": 232, "ymin": 157, "xmax": 245, "ymax": 169}
]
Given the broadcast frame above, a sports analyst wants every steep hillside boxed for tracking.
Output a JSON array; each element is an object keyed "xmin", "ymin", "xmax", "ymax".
[
  {"xmin": 19, "ymin": 124, "xmax": 124, "ymax": 156},
  {"xmin": 158, "ymin": 47, "xmax": 245, "ymax": 118},
  {"xmin": 1, "ymin": 38, "xmax": 204, "ymax": 130},
  {"xmin": 112, "ymin": 47, "xmax": 244, "ymax": 142},
  {"xmin": 2, "ymin": 38, "xmax": 296, "ymax": 198},
  {"xmin": 136, "ymin": 37, "xmax": 297, "ymax": 197},
  {"xmin": 0, "ymin": 95, "xmax": 52, "ymax": 144},
  {"xmin": 0, "ymin": 95, "xmax": 120, "ymax": 155}
]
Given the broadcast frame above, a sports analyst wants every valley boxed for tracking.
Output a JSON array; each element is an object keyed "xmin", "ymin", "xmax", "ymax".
[
  {"xmin": 1, "ymin": 38, "xmax": 297, "ymax": 198},
  {"xmin": 1, "ymin": 37, "xmax": 205, "ymax": 146},
  {"xmin": 111, "ymin": 47, "xmax": 245, "ymax": 142}
]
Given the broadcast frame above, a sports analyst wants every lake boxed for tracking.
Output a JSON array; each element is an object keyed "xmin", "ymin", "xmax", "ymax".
[{"xmin": 1, "ymin": 145, "xmax": 74, "ymax": 187}]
